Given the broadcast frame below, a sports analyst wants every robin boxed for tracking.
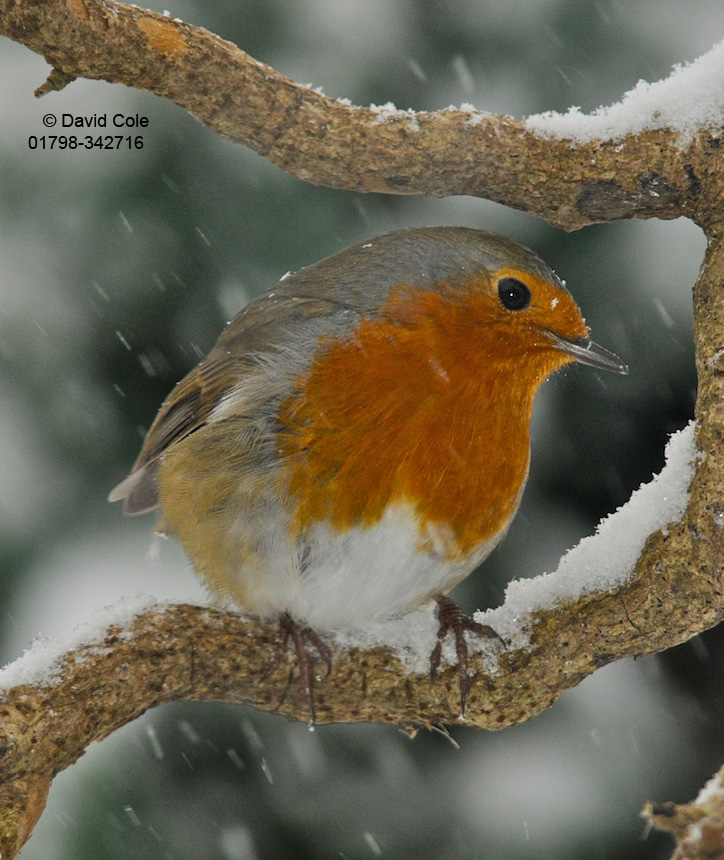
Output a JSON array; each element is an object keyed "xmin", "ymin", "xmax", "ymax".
[{"xmin": 110, "ymin": 226, "xmax": 627, "ymax": 722}]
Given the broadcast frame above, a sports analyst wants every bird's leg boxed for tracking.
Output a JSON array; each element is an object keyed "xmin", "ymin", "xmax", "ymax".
[
  {"xmin": 430, "ymin": 595, "xmax": 505, "ymax": 717},
  {"xmin": 262, "ymin": 613, "xmax": 333, "ymax": 726}
]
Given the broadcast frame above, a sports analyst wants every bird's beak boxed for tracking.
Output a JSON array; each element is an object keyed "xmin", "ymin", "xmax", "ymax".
[{"xmin": 547, "ymin": 332, "xmax": 629, "ymax": 375}]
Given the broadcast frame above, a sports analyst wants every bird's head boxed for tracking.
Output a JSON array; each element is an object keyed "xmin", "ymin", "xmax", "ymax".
[{"xmin": 376, "ymin": 228, "xmax": 627, "ymax": 384}]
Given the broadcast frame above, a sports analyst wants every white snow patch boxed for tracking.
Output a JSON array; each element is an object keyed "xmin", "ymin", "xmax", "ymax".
[
  {"xmin": 0, "ymin": 594, "xmax": 160, "ymax": 691},
  {"xmin": 370, "ymin": 101, "xmax": 420, "ymax": 132},
  {"xmin": 696, "ymin": 770, "xmax": 724, "ymax": 804},
  {"xmin": 459, "ymin": 102, "xmax": 494, "ymax": 127},
  {"xmin": 474, "ymin": 421, "xmax": 696, "ymax": 659},
  {"xmin": 526, "ymin": 40, "xmax": 724, "ymax": 144},
  {"xmin": 301, "ymin": 84, "xmax": 326, "ymax": 96},
  {"xmin": 333, "ymin": 603, "xmax": 440, "ymax": 676}
]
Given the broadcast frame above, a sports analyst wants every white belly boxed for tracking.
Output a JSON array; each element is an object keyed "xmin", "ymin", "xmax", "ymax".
[{"xmin": 240, "ymin": 503, "xmax": 502, "ymax": 630}]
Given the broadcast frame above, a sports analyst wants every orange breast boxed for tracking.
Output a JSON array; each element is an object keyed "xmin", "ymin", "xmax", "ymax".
[{"xmin": 277, "ymin": 283, "xmax": 554, "ymax": 558}]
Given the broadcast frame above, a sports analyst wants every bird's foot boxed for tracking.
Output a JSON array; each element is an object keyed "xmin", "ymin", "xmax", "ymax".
[
  {"xmin": 262, "ymin": 613, "xmax": 332, "ymax": 726},
  {"xmin": 430, "ymin": 595, "xmax": 505, "ymax": 717}
]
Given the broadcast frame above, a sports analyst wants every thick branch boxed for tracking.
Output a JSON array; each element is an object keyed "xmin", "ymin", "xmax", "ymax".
[{"xmin": 2, "ymin": 0, "xmax": 723, "ymax": 230}]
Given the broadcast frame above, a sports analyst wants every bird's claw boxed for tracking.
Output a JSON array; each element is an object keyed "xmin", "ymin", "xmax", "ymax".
[
  {"xmin": 261, "ymin": 613, "xmax": 332, "ymax": 726},
  {"xmin": 430, "ymin": 595, "xmax": 505, "ymax": 717}
]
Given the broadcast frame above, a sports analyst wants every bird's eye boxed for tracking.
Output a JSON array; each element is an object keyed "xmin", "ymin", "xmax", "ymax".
[{"xmin": 498, "ymin": 277, "xmax": 531, "ymax": 311}]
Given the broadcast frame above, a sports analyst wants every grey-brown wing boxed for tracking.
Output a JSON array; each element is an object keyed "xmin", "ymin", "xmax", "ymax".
[{"xmin": 109, "ymin": 295, "xmax": 352, "ymax": 514}]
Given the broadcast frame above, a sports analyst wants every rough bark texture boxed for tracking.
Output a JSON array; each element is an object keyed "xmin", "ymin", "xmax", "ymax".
[
  {"xmin": 0, "ymin": 0, "xmax": 718, "ymax": 230},
  {"xmin": 2, "ymin": 1, "xmax": 724, "ymax": 857}
]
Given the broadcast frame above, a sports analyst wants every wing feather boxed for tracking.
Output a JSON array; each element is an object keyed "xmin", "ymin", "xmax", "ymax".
[{"xmin": 109, "ymin": 296, "xmax": 354, "ymax": 514}]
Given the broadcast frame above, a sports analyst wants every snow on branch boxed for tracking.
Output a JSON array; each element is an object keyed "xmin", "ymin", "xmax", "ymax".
[
  {"xmin": 527, "ymin": 39, "xmax": 724, "ymax": 143},
  {"xmin": 0, "ymin": 0, "xmax": 721, "ymax": 230}
]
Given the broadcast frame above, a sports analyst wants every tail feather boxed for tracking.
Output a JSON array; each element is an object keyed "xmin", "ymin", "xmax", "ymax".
[{"xmin": 108, "ymin": 461, "xmax": 160, "ymax": 514}]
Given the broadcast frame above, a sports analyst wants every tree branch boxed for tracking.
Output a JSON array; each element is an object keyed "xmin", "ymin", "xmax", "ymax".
[
  {"xmin": 1, "ymin": 0, "xmax": 720, "ymax": 230},
  {"xmin": 643, "ymin": 765, "xmax": 724, "ymax": 859},
  {"xmin": 4, "ymin": 1, "xmax": 724, "ymax": 856}
]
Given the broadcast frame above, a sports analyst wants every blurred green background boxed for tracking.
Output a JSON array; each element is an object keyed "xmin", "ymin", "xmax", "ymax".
[{"xmin": 1, "ymin": 1, "xmax": 721, "ymax": 858}]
